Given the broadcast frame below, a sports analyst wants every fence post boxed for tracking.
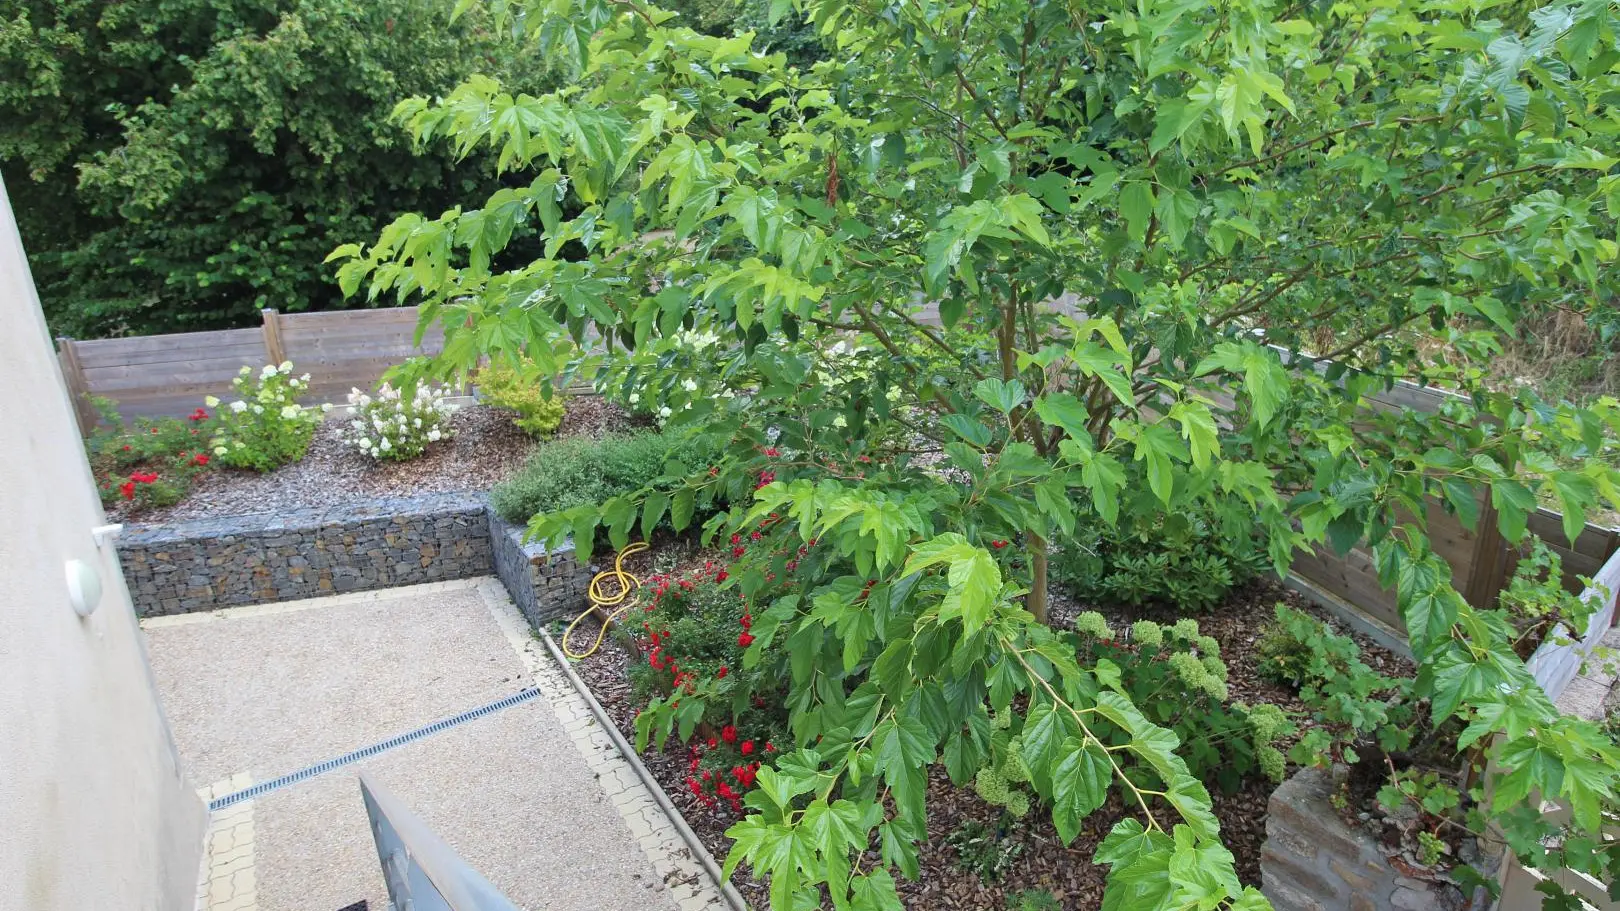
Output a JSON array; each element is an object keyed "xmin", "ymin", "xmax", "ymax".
[
  {"xmin": 260, "ymin": 308, "xmax": 286, "ymax": 365},
  {"xmin": 55, "ymin": 337, "xmax": 98, "ymax": 436},
  {"xmin": 1463, "ymin": 497, "xmax": 1510, "ymax": 610}
]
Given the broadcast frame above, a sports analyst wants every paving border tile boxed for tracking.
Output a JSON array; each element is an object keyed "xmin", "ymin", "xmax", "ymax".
[
  {"xmin": 145, "ymin": 578, "xmax": 483, "ymax": 628},
  {"xmin": 472, "ymin": 578, "xmax": 746, "ymax": 911},
  {"xmin": 195, "ymin": 774, "xmax": 257, "ymax": 911}
]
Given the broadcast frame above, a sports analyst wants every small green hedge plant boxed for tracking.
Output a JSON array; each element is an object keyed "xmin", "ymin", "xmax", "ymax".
[
  {"xmin": 490, "ymin": 432, "xmax": 718, "ymax": 525},
  {"xmin": 206, "ymin": 363, "xmax": 327, "ymax": 471},
  {"xmin": 1053, "ymin": 497, "xmax": 1269, "ymax": 612},
  {"xmin": 477, "ymin": 359, "xmax": 567, "ymax": 436},
  {"xmin": 339, "ymin": 382, "xmax": 456, "ymax": 461}
]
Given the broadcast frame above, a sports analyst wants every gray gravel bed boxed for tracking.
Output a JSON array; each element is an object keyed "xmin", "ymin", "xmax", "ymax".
[{"xmin": 123, "ymin": 399, "xmax": 634, "ymax": 523}]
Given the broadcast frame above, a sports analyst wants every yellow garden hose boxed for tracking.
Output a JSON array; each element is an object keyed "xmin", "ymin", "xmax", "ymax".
[{"xmin": 561, "ymin": 541, "xmax": 650, "ymax": 660}]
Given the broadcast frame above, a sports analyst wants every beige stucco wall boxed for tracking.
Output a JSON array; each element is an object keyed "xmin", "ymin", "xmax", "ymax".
[{"xmin": 0, "ymin": 177, "xmax": 206, "ymax": 909}]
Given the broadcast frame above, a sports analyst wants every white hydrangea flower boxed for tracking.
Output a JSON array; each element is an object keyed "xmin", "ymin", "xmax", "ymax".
[
  {"xmin": 886, "ymin": 386, "xmax": 902, "ymax": 402},
  {"xmin": 380, "ymin": 438, "xmax": 392, "ymax": 451},
  {"xmin": 261, "ymin": 364, "xmax": 277, "ymax": 378},
  {"xmin": 204, "ymin": 395, "xmax": 220, "ymax": 407},
  {"xmin": 833, "ymin": 414, "xmax": 848, "ymax": 428},
  {"xmin": 358, "ymin": 438, "xmax": 371, "ymax": 450},
  {"xmin": 321, "ymin": 403, "xmax": 332, "ymax": 412},
  {"xmin": 213, "ymin": 446, "xmax": 227, "ymax": 456},
  {"xmin": 251, "ymin": 404, "xmax": 264, "ymax": 414},
  {"xmin": 427, "ymin": 429, "xmax": 442, "ymax": 442},
  {"xmin": 239, "ymin": 366, "xmax": 252, "ymax": 377},
  {"xmin": 278, "ymin": 361, "xmax": 292, "ymax": 373},
  {"xmin": 628, "ymin": 392, "xmax": 640, "ymax": 404},
  {"xmin": 280, "ymin": 405, "xmax": 300, "ymax": 419},
  {"xmin": 414, "ymin": 418, "xmax": 422, "ymax": 427},
  {"xmin": 657, "ymin": 406, "xmax": 673, "ymax": 419},
  {"xmin": 301, "ymin": 373, "xmax": 311, "ymax": 382},
  {"xmin": 230, "ymin": 401, "xmax": 248, "ymax": 413},
  {"xmin": 682, "ymin": 378, "xmax": 698, "ymax": 392}
]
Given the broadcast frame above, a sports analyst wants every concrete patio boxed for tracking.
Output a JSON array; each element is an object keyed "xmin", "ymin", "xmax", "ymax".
[{"xmin": 142, "ymin": 578, "xmax": 726, "ymax": 911}]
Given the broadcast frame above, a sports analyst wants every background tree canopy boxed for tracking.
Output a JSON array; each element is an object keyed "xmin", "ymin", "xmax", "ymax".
[
  {"xmin": 0, "ymin": 0, "xmax": 551, "ymax": 336},
  {"xmin": 0, "ymin": 0, "xmax": 819, "ymax": 338}
]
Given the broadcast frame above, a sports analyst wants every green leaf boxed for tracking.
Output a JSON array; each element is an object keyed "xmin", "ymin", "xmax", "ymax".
[
  {"xmin": 641, "ymin": 491, "xmax": 670, "ymax": 539},
  {"xmin": 1490, "ymin": 480, "xmax": 1537, "ymax": 542},
  {"xmin": 1051, "ymin": 738, "xmax": 1110, "ymax": 844},
  {"xmin": 1120, "ymin": 181, "xmax": 1156, "ymax": 243},
  {"xmin": 941, "ymin": 414, "xmax": 994, "ymax": 448},
  {"xmin": 973, "ymin": 378, "xmax": 1028, "ymax": 414},
  {"xmin": 1034, "ymin": 393, "xmax": 1094, "ymax": 442},
  {"xmin": 670, "ymin": 488, "xmax": 695, "ymax": 531}
]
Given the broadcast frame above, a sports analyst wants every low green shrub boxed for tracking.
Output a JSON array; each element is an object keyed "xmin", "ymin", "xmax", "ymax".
[
  {"xmin": 476, "ymin": 359, "xmax": 568, "ymax": 437},
  {"xmin": 1256, "ymin": 603, "xmax": 1365, "ymax": 689},
  {"xmin": 206, "ymin": 363, "xmax": 327, "ymax": 471},
  {"xmin": 489, "ymin": 431, "xmax": 718, "ymax": 525},
  {"xmin": 1256, "ymin": 605, "xmax": 1415, "ymax": 767},
  {"xmin": 1069, "ymin": 612, "xmax": 1291, "ymax": 792},
  {"xmin": 1052, "ymin": 499, "xmax": 1269, "ymax": 612},
  {"xmin": 944, "ymin": 820, "xmax": 1022, "ymax": 883}
]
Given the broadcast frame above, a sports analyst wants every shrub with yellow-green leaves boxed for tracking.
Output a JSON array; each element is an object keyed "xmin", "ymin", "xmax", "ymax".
[{"xmin": 1071, "ymin": 612, "xmax": 1290, "ymax": 793}]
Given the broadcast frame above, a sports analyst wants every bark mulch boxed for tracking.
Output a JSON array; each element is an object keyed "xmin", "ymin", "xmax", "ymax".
[{"xmin": 568, "ymin": 551, "xmax": 1402, "ymax": 909}]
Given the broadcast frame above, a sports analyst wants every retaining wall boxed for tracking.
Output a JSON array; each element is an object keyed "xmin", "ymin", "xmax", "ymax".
[
  {"xmin": 1262, "ymin": 768, "xmax": 1492, "ymax": 911},
  {"xmin": 121, "ymin": 494, "xmax": 492, "ymax": 616},
  {"xmin": 488, "ymin": 512, "xmax": 597, "ymax": 628},
  {"xmin": 119, "ymin": 495, "xmax": 596, "ymax": 624}
]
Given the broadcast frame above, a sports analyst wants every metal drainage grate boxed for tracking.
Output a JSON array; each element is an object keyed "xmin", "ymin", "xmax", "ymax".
[{"xmin": 208, "ymin": 687, "xmax": 543, "ymax": 812}]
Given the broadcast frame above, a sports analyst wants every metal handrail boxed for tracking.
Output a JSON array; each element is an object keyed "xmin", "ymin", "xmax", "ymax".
[{"xmin": 360, "ymin": 772, "xmax": 521, "ymax": 911}]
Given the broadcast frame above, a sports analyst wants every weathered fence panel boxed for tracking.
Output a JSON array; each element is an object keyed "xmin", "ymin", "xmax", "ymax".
[{"xmin": 57, "ymin": 307, "xmax": 446, "ymax": 431}]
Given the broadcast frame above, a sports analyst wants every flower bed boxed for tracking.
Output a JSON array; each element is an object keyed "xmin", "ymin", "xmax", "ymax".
[{"xmin": 563, "ymin": 539, "xmax": 1403, "ymax": 910}]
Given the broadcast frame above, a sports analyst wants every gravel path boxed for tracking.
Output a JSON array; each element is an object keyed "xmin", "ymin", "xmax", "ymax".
[{"xmin": 119, "ymin": 399, "xmax": 632, "ymax": 523}]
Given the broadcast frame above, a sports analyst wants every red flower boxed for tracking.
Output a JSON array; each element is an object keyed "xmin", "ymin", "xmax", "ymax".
[
  {"xmin": 189, "ymin": 408, "xmax": 209, "ymax": 422},
  {"xmin": 740, "ymin": 614, "xmax": 752, "ymax": 630},
  {"xmin": 991, "ymin": 540, "xmax": 1009, "ymax": 549},
  {"xmin": 740, "ymin": 741, "xmax": 755, "ymax": 756},
  {"xmin": 721, "ymin": 725, "xmax": 737, "ymax": 744},
  {"xmin": 737, "ymin": 632, "xmax": 754, "ymax": 647},
  {"xmin": 765, "ymin": 742, "xmax": 776, "ymax": 753},
  {"xmin": 764, "ymin": 447, "xmax": 780, "ymax": 457},
  {"xmin": 121, "ymin": 445, "xmax": 131, "ymax": 452},
  {"xmin": 192, "ymin": 454, "xmax": 210, "ymax": 467},
  {"xmin": 716, "ymin": 782, "xmax": 736, "ymax": 800},
  {"xmin": 730, "ymin": 533, "xmax": 742, "ymax": 545},
  {"xmin": 707, "ymin": 737, "xmax": 718, "ymax": 749},
  {"xmin": 119, "ymin": 481, "xmax": 135, "ymax": 500},
  {"xmin": 716, "ymin": 666, "xmax": 728, "ymax": 679},
  {"xmin": 716, "ymin": 570, "xmax": 729, "ymax": 583}
]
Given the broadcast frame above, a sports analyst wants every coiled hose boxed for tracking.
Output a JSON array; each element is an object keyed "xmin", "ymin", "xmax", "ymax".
[{"xmin": 560, "ymin": 541, "xmax": 649, "ymax": 660}]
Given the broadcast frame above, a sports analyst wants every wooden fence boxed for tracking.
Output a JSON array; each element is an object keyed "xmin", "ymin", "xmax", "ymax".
[
  {"xmin": 56, "ymin": 307, "xmax": 446, "ymax": 433},
  {"xmin": 1283, "ymin": 376, "xmax": 1619, "ymax": 638}
]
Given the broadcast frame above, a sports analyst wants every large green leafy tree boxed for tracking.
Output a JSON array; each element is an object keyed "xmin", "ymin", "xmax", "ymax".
[
  {"xmin": 338, "ymin": 0, "xmax": 1620, "ymax": 906},
  {"xmin": 0, "ymin": 0, "xmax": 550, "ymax": 336}
]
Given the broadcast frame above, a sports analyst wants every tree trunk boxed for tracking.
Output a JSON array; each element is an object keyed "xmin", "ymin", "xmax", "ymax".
[{"xmin": 1028, "ymin": 532, "xmax": 1049, "ymax": 624}]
